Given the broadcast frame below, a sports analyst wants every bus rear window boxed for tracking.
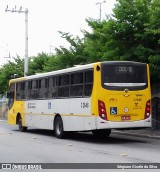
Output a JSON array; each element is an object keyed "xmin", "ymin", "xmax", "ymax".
[{"xmin": 101, "ymin": 63, "xmax": 148, "ymax": 91}]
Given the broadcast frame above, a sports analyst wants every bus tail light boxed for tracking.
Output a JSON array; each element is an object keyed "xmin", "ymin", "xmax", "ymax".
[
  {"xmin": 98, "ymin": 100, "xmax": 107, "ymax": 120},
  {"xmin": 144, "ymin": 100, "xmax": 151, "ymax": 119}
]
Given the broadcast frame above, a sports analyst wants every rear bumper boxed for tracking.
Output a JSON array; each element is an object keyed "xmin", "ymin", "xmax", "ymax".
[{"xmin": 96, "ymin": 115, "xmax": 152, "ymax": 129}]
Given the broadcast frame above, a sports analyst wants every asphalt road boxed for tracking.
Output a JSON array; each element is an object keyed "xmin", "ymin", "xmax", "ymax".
[{"xmin": 0, "ymin": 121, "xmax": 160, "ymax": 171}]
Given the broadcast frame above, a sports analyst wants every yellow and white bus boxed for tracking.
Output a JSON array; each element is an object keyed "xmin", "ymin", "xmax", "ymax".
[{"xmin": 7, "ymin": 61, "xmax": 151, "ymax": 138}]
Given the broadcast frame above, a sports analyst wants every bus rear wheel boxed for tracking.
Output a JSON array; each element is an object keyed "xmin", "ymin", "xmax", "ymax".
[
  {"xmin": 92, "ymin": 129, "xmax": 111, "ymax": 138},
  {"xmin": 18, "ymin": 116, "xmax": 27, "ymax": 132},
  {"xmin": 54, "ymin": 116, "xmax": 65, "ymax": 139}
]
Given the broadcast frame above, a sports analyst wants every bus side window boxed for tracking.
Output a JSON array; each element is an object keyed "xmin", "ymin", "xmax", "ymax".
[
  {"xmin": 70, "ymin": 72, "xmax": 83, "ymax": 97},
  {"xmin": 16, "ymin": 82, "xmax": 21, "ymax": 100},
  {"xmin": 21, "ymin": 82, "xmax": 25, "ymax": 100},
  {"xmin": 30, "ymin": 80, "xmax": 38, "ymax": 99},
  {"xmin": 48, "ymin": 77, "xmax": 57, "ymax": 98},
  {"xmin": 29, "ymin": 80, "xmax": 32, "ymax": 90},
  {"xmin": 8, "ymin": 83, "xmax": 15, "ymax": 109},
  {"xmin": 84, "ymin": 70, "xmax": 93, "ymax": 97},
  {"xmin": 58, "ymin": 74, "xmax": 70, "ymax": 98},
  {"xmin": 58, "ymin": 74, "xmax": 70, "ymax": 86},
  {"xmin": 25, "ymin": 81, "xmax": 30, "ymax": 100},
  {"xmin": 38, "ymin": 78, "xmax": 49, "ymax": 99}
]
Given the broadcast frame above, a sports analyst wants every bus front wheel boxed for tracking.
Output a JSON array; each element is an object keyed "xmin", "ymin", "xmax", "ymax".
[
  {"xmin": 18, "ymin": 116, "xmax": 27, "ymax": 132},
  {"xmin": 54, "ymin": 116, "xmax": 65, "ymax": 139},
  {"xmin": 92, "ymin": 129, "xmax": 111, "ymax": 138}
]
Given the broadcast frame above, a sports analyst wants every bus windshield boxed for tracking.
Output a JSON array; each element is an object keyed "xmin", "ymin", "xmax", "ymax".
[{"xmin": 101, "ymin": 62, "xmax": 148, "ymax": 91}]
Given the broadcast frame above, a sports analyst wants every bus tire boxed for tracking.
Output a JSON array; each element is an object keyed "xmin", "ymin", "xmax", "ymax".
[
  {"xmin": 18, "ymin": 116, "xmax": 27, "ymax": 132},
  {"xmin": 92, "ymin": 129, "xmax": 111, "ymax": 138},
  {"xmin": 54, "ymin": 116, "xmax": 65, "ymax": 139}
]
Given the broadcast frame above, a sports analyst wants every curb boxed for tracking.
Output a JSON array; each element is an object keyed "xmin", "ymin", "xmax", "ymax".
[{"xmin": 112, "ymin": 130, "xmax": 160, "ymax": 140}]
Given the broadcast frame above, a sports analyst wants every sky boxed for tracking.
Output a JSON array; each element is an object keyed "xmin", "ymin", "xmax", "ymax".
[{"xmin": 0, "ymin": 0, "xmax": 116, "ymax": 66}]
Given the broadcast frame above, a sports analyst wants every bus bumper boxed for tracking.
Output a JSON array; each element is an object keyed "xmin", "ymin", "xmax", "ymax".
[{"xmin": 96, "ymin": 115, "xmax": 152, "ymax": 129}]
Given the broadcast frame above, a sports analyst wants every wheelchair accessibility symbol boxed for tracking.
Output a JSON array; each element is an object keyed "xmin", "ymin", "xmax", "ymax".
[
  {"xmin": 110, "ymin": 107, "xmax": 117, "ymax": 115},
  {"xmin": 48, "ymin": 102, "xmax": 52, "ymax": 109}
]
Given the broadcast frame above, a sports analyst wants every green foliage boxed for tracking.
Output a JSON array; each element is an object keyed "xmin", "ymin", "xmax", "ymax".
[
  {"xmin": 29, "ymin": 52, "xmax": 50, "ymax": 75},
  {"xmin": 83, "ymin": 0, "xmax": 160, "ymax": 81},
  {"xmin": 0, "ymin": 56, "xmax": 24, "ymax": 94},
  {"xmin": 44, "ymin": 31, "xmax": 88, "ymax": 72}
]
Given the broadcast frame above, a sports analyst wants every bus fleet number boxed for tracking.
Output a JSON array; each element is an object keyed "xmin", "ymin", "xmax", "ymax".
[{"xmin": 81, "ymin": 102, "xmax": 89, "ymax": 108}]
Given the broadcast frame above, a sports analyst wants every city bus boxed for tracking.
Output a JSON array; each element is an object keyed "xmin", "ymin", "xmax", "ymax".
[{"xmin": 7, "ymin": 61, "xmax": 151, "ymax": 138}]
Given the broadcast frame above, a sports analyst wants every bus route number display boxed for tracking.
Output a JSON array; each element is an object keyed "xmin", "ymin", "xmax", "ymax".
[{"xmin": 118, "ymin": 66, "xmax": 133, "ymax": 73}]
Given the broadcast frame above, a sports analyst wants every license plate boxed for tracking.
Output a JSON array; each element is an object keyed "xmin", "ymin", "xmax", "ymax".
[{"xmin": 121, "ymin": 116, "xmax": 131, "ymax": 120}]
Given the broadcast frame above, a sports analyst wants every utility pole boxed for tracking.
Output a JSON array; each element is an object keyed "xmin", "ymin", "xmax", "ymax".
[
  {"xmin": 96, "ymin": 1, "xmax": 106, "ymax": 21},
  {"xmin": 49, "ymin": 45, "xmax": 53, "ymax": 55},
  {"xmin": 5, "ymin": 5, "xmax": 29, "ymax": 76}
]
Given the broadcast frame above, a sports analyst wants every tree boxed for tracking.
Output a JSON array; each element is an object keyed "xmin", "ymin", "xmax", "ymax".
[
  {"xmin": 83, "ymin": 0, "xmax": 160, "ymax": 80},
  {"xmin": 146, "ymin": 0, "xmax": 160, "ymax": 80},
  {"xmin": 83, "ymin": 18, "xmax": 119, "ymax": 62},
  {"xmin": 28, "ymin": 52, "xmax": 50, "ymax": 75},
  {"xmin": 44, "ymin": 32, "xmax": 88, "ymax": 72},
  {"xmin": 0, "ymin": 56, "xmax": 24, "ymax": 93}
]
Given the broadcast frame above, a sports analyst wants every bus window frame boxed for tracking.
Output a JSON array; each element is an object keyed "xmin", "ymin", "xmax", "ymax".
[{"xmin": 12, "ymin": 68, "xmax": 94, "ymax": 101}]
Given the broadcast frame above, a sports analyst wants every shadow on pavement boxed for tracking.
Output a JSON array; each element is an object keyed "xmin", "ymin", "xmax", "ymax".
[{"xmin": 12, "ymin": 128, "xmax": 147, "ymax": 144}]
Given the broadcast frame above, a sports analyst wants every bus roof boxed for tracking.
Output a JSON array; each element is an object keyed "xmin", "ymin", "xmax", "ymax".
[{"xmin": 10, "ymin": 62, "xmax": 96, "ymax": 82}]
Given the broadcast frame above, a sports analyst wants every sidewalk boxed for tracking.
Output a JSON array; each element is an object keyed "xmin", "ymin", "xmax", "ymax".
[{"xmin": 112, "ymin": 128, "xmax": 160, "ymax": 139}]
